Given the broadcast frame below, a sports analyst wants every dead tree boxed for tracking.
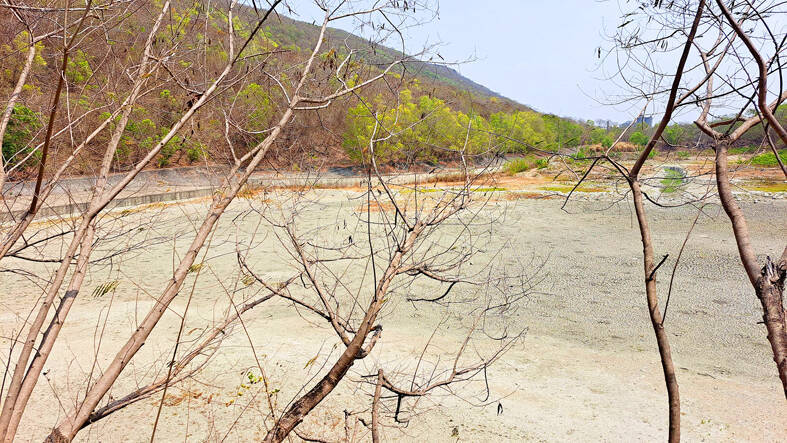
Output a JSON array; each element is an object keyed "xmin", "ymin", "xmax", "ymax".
[
  {"xmin": 550, "ymin": 3, "xmax": 713, "ymax": 441},
  {"xmin": 596, "ymin": 0, "xmax": 787, "ymax": 430},
  {"xmin": 0, "ymin": 0, "xmax": 478, "ymax": 441},
  {"xmin": 235, "ymin": 124, "xmax": 526, "ymax": 441}
]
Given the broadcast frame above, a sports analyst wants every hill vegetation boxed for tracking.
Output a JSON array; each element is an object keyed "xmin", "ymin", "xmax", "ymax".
[
  {"xmin": 0, "ymin": 0, "xmax": 624, "ymax": 180},
  {"xmin": 3, "ymin": 0, "xmax": 784, "ymax": 183}
]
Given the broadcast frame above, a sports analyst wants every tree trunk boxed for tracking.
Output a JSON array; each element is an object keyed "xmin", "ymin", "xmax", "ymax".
[
  {"xmin": 372, "ymin": 369, "xmax": 383, "ymax": 443},
  {"xmin": 755, "ymin": 250, "xmax": 787, "ymax": 397},
  {"xmin": 715, "ymin": 142, "xmax": 787, "ymax": 397},
  {"xmin": 631, "ymin": 181, "xmax": 680, "ymax": 443},
  {"xmin": 262, "ymin": 335, "xmax": 365, "ymax": 442}
]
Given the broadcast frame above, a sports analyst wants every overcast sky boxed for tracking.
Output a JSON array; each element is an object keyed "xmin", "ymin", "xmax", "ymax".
[{"xmin": 282, "ymin": 1, "xmax": 634, "ymax": 122}]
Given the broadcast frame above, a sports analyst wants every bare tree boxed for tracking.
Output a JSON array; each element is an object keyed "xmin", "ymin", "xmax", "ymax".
[
  {"xmin": 231, "ymin": 118, "xmax": 526, "ymax": 441},
  {"xmin": 592, "ymin": 2, "xmax": 787, "ymax": 437},
  {"xmin": 1, "ymin": 0, "xmax": 525, "ymax": 441},
  {"xmin": 699, "ymin": 0, "xmax": 787, "ymax": 395},
  {"xmin": 551, "ymin": 4, "xmax": 712, "ymax": 441}
]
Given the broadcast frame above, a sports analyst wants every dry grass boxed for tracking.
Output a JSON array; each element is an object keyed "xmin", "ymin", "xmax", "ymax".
[
  {"xmin": 586, "ymin": 142, "xmax": 639, "ymax": 153},
  {"xmin": 160, "ymin": 390, "xmax": 204, "ymax": 407},
  {"xmin": 237, "ymin": 185, "xmax": 266, "ymax": 199},
  {"xmin": 500, "ymin": 192, "xmax": 559, "ymax": 200},
  {"xmin": 355, "ymin": 201, "xmax": 400, "ymax": 213},
  {"xmin": 539, "ymin": 184, "xmax": 606, "ymax": 193}
]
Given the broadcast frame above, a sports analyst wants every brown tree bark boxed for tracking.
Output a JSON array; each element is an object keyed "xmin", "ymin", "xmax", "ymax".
[
  {"xmin": 371, "ymin": 369, "xmax": 383, "ymax": 443},
  {"xmin": 616, "ymin": 3, "xmax": 707, "ymax": 441},
  {"xmin": 262, "ymin": 222, "xmax": 422, "ymax": 442},
  {"xmin": 0, "ymin": 4, "xmax": 165, "ymax": 439},
  {"xmin": 27, "ymin": 0, "xmax": 94, "ymax": 216},
  {"xmin": 756, "ymin": 249, "xmax": 787, "ymax": 396},
  {"xmin": 715, "ymin": 142, "xmax": 787, "ymax": 397},
  {"xmin": 631, "ymin": 181, "xmax": 681, "ymax": 442},
  {"xmin": 717, "ymin": 0, "xmax": 787, "ymax": 177}
]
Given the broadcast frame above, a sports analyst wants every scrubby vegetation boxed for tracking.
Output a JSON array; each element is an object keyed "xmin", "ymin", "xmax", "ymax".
[
  {"xmin": 504, "ymin": 156, "xmax": 537, "ymax": 174},
  {"xmin": 749, "ymin": 150, "xmax": 787, "ymax": 167},
  {"xmin": 0, "ymin": 0, "xmax": 629, "ymax": 180},
  {"xmin": 343, "ymin": 87, "xmax": 595, "ymax": 165},
  {"xmin": 1, "ymin": 105, "xmax": 41, "ymax": 168},
  {"xmin": 2, "ymin": 0, "xmax": 782, "ymax": 182}
]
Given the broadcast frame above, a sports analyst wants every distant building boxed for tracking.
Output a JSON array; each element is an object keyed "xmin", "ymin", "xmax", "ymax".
[
  {"xmin": 594, "ymin": 119, "xmax": 617, "ymax": 129},
  {"xmin": 619, "ymin": 115, "xmax": 653, "ymax": 128}
]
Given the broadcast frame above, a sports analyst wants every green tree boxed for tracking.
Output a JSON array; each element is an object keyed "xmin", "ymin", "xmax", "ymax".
[
  {"xmin": 238, "ymin": 83, "xmax": 273, "ymax": 134},
  {"xmin": 489, "ymin": 111, "xmax": 554, "ymax": 152},
  {"xmin": 629, "ymin": 130, "xmax": 649, "ymax": 146},
  {"xmin": 663, "ymin": 124, "xmax": 685, "ymax": 145},
  {"xmin": 543, "ymin": 115, "xmax": 583, "ymax": 150},
  {"xmin": 589, "ymin": 127, "xmax": 610, "ymax": 145},
  {"xmin": 2, "ymin": 105, "xmax": 41, "ymax": 167},
  {"xmin": 343, "ymin": 90, "xmax": 493, "ymax": 164},
  {"xmin": 65, "ymin": 50, "xmax": 93, "ymax": 84}
]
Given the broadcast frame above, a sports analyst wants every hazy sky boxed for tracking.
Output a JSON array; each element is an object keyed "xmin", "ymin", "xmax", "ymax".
[
  {"xmin": 400, "ymin": 0, "xmax": 627, "ymax": 121},
  {"xmin": 282, "ymin": 1, "xmax": 632, "ymax": 122}
]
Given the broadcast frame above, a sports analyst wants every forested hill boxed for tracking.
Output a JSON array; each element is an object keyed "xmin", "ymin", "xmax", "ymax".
[
  {"xmin": 1, "ymin": 0, "xmax": 606, "ymax": 180},
  {"xmin": 265, "ymin": 12, "xmax": 506, "ymax": 100}
]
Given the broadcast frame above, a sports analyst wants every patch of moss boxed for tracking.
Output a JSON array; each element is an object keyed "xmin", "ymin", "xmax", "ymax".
[
  {"xmin": 743, "ymin": 182, "xmax": 787, "ymax": 192},
  {"xmin": 661, "ymin": 168, "xmax": 685, "ymax": 193}
]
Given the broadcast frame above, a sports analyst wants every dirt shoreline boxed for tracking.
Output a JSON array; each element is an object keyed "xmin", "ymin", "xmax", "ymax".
[{"xmin": 2, "ymin": 187, "xmax": 786, "ymax": 441}]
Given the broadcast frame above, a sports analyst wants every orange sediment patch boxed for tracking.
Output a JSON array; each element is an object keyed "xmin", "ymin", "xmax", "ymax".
[
  {"xmin": 355, "ymin": 201, "xmax": 399, "ymax": 213},
  {"xmin": 500, "ymin": 192, "xmax": 559, "ymax": 200}
]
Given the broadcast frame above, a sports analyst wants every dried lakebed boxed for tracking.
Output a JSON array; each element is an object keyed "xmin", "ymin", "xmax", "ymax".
[{"xmin": 2, "ymin": 189, "xmax": 785, "ymax": 441}]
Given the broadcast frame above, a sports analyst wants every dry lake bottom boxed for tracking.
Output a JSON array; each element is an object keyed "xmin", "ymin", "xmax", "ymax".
[{"xmin": 3, "ymin": 189, "xmax": 786, "ymax": 442}]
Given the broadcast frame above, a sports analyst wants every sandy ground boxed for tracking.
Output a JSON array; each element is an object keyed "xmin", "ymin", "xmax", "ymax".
[{"xmin": 1, "ymin": 184, "xmax": 786, "ymax": 442}]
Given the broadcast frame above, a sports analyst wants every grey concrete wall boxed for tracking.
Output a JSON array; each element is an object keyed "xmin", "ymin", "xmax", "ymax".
[{"xmin": 2, "ymin": 167, "xmax": 490, "ymax": 223}]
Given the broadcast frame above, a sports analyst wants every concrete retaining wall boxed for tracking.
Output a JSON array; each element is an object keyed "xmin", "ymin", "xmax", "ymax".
[{"xmin": 2, "ymin": 167, "xmax": 486, "ymax": 223}]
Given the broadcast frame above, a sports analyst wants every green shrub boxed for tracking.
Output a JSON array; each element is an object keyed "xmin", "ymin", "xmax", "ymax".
[
  {"xmin": 571, "ymin": 146, "xmax": 591, "ymax": 160},
  {"xmin": 750, "ymin": 150, "xmax": 787, "ymax": 167},
  {"xmin": 629, "ymin": 131, "xmax": 648, "ymax": 146},
  {"xmin": 238, "ymin": 83, "xmax": 272, "ymax": 135},
  {"xmin": 157, "ymin": 134, "xmax": 182, "ymax": 167},
  {"xmin": 535, "ymin": 157, "xmax": 549, "ymax": 169},
  {"xmin": 186, "ymin": 142, "xmax": 206, "ymax": 162},
  {"xmin": 112, "ymin": 118, "xmax": 157, "ymax": 164},
  {"xmin": 663, "ymin": 124, "xmax": 685, "ymax": 145},
  {"xmin": 126, "ymin": 118, "xmax": 156, "ymax": 138},
  {"xmin": 676, "ymin": 151, "xmax": 690, "ymax": 159},
  {"xmin": 661, "ymin": 168, "xmax": 685, "ymax": 193},
  {"xmin": 2, "ymin": 104, "xmax": 41, "ymax": 167},
  {"xmin": 504, "ymin": 156, "xmax": 537, "ymax": 175},
  {"xmin": 729, "ymin": 146, "xmax": 758, "ymax": 155},
  {"xmin": 66, "ymin": 50, "xmax": 93, "ymax": 84}
]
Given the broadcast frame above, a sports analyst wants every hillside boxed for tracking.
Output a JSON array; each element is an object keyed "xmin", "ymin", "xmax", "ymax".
[
  {"xmin": 264, "ymin": 12, "xmax": 507, "ymax": 100},
  {"xmin": 1, "ymin": 0, "xmax": 597, "ymax": 181}
]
